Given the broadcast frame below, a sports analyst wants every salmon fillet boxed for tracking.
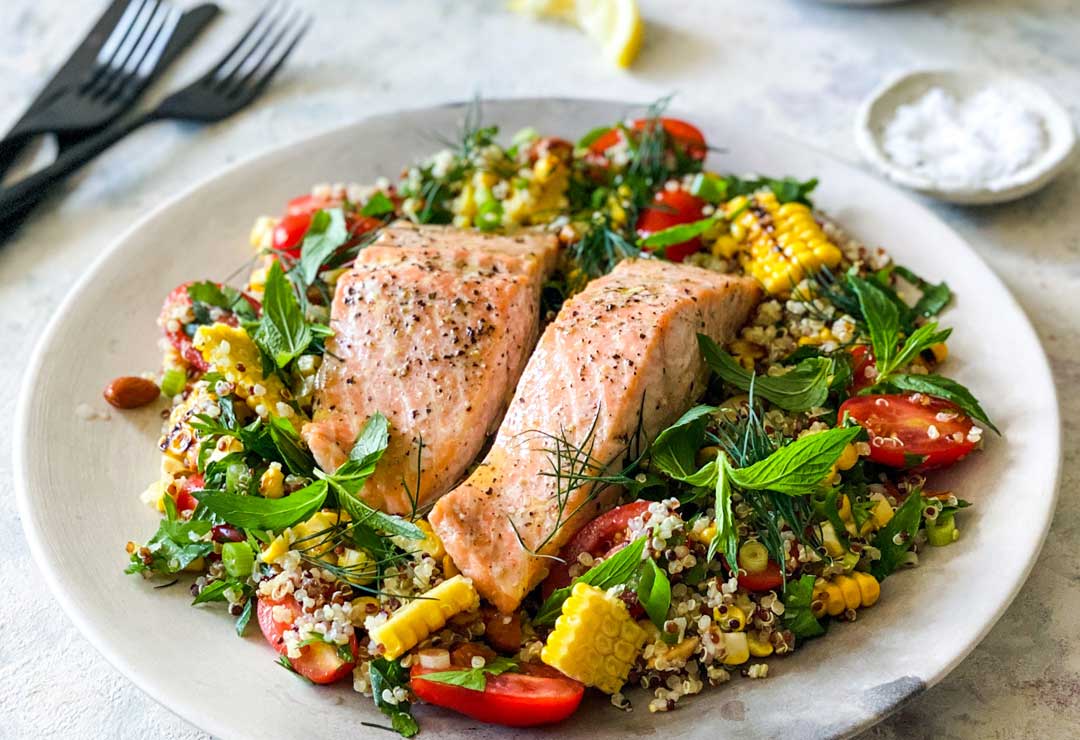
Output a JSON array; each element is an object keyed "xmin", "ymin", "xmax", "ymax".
[
  {"xmin": 429, "ymin": 259, "xmax": 762, "ymax": 613},
  {"xmin": 302, "ymin": 224, "xmax": 558, "ymax": 514}
]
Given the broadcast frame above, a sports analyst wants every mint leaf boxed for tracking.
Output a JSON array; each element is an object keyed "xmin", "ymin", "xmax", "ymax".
[
  {"xmin": 886, "ymin": 322, "xmax": 952, "ymax": 378},
  {"xmin": 253, "ymin": 262, "xmax": 316, "ymax": 368},
  {"xmin": 728, "ymin": 427, "xmax": 862, "ymax": 495},
  {"xmin": 849, "ymin": 274, "xmax": 901, "ymax": 374},
  {"xmin": 887, "ymin": 373, "xmax": 998, "ymax": 434},
  {"xmin": 418, "ymin": 657, "xmax": 518, "ymax": 692},
  {"xmin": 636, "ymin": 555, "xmax": 672, "ymax": 632},
  {"xmin": 534, "ymin": 536, "xmax": 647, "ymax": 625},
  {"xmin": 894, "ymin": 265, "xmax": 952, "ymax": 320},
  {"xmin": 782, "ymin": 574, "xmax": 826, "ymax": 639},
  {"xmin": 699, "ymin": 335, "xmax": 832, "ymax": 411},
  {"xmin": 650, "ymin": 404, "xmax": 715, "ymax": 481},
  {"xmin": 577, "ymin": 125, "xmax": 613, "ymax": 148},
  {"xmin": 297, "ymin": 209, "xmax": 349, "ymax": 286},
  {"xmin": 125, "ymin": 495, "xmax": 213, "ymax": 575},
  {"xmin": 708, "ymin": 456, "xmax": 737, "ymax": 567},
  {"xmin": 871, "ymin": 489, "xmax": 925, "ymax": 580},
  {"xmin": 689, "ymin": 172, "xmax": 728, "ymax": 203},
  {"xmin": 267, "ymin": 415, "xmax": 316, "ymax": 477},
  {"xmin": 640, "ymin": 216, "xmax": 717, "ymax": 249},
  {"xmin": 195, "ymin": 481, "xmax": 327, "ymax": 532}
]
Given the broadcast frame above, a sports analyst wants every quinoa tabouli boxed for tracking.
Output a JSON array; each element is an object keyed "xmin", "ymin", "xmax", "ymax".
[{"xmin": 119, "ymin": 102, "xmax": 995, "ymax": 734}]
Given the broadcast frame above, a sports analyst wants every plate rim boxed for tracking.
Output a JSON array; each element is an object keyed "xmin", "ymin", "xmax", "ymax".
[{"xmin": 14, "ymin": 95, "xmax": 1063, "ymax": 739}]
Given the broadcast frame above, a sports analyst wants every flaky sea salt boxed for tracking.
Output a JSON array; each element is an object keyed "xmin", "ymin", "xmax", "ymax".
[{"xmin": 882, "ymin": 87, "xmax": 1047, "ymax": 190}]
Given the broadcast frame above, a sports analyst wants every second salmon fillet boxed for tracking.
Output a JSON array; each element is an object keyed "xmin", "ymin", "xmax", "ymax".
[
  {"xmin": 429, "ymin": 259, "xmax": 762, "ymax": 613},
  {"xmin": 302, "ymin": 224, "xmax": 557, "ymax": 514}
]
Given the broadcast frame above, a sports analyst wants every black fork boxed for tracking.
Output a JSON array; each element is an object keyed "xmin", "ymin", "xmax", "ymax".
[{"xmin": 0, "ymin": 2, "xmax": 310, "ymax": 224}]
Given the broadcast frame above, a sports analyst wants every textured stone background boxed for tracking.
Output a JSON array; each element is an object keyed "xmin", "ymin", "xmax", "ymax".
[{"xmin": 1, "ymin": 0, "xmax": 1077, "ymax": 737}]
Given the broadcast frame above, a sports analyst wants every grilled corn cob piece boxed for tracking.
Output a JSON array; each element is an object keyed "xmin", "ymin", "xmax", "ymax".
[
  {"xmin": 541, "ymin": 583, "xmax": 647, "ymax": 694},
  {"xmin": 371, "ymin": 575, "xmax": 479, "ymax": 660},
  {"xmin": 725, "ymin": 191, "xmax": 844, "ymax": 295},
  {"xmin": 812, "ymin": 572, "xmax": 880, "ymax": 618}
]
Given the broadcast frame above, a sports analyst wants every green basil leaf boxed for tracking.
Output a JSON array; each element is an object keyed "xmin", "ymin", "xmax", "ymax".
[
  {"xmin": 297, "ymin": 209, "xmax": 349, "ymax": 286},
  {"xmin": 418, "ymin": 657, "xmax": 518, "ymax": 692},
  {"xmin": 871, "ymin": 489, "xmax": 926, "ymax": 580},
  {"xmin": 688, "ymin": 172, "xmax": 729, "ymax": 203},
  {"xmin": 782, "ymin": 574, "xmax": 826, "ymax": 638},
  {"xmin": 191, "ymin": 579, "xmax": 229, "ymax": 605},
  {"xmin": 360, "ymin": 192, "xmax": 396, "ymax": 217},
  {"xmin": 534, "ymin": 536, "xmax": 648, "ymax": 625},
  {"xmin": 650, "ymin": 404, "xmax": 715, "ymax": 481},
  {"xmin": 728, "ymin": 427, "xmax": 862, "ymax": 495},
  {"xmin": 195, "ymin": 481, "xmax": 327, "ymax": 532},
  {"xmin": 887, "ymin": 373, "xmax": 999, "ymax": 434},
  {"xmin": 640, "ymin": 216, "xmax": 717, "ymax": 248},
  {"xmin": 636, "ymin": 558, "xmax": 672, "ymax": 631},
  {"xmin": 698, "ymin": 335, "xmax": 832, "ymax": 411},
  {"xmin": 369, "ymin": 658, "xmax": 420, "ymax": 738},
  {"xmin": 253, "ymin": 262, "xmax": 314, "ymax": 368},
  {"xmin": 848, "ymin": 275, "xmax": 901, "ymax": 373}
]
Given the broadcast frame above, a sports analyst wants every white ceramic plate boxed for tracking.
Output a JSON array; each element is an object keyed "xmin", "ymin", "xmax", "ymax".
[{"xmin": 15, "ymin": 98, "xmax": 1061, "ymax": 740}]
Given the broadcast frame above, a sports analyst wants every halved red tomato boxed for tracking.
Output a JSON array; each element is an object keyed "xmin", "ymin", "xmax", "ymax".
[
  {"xmin": 839, "ymin": 394, "xmax": 977, "ymax": 470},
  {"xmin": 736, "ymin": 560, "xmax": 785, "ymax": 592},
  {"xmin": 159, "ymin": 282, "xmax": 260, "ymax": 372},
  {"xmin": 848, "ymin": 345, "xmax": 876, "ymax": 394},
  {"xmin": 589, "ymin": 117, "xmax": 708, "ymax": 161},
  {"xmin": 175, "ymin": 473, "xmax": 202, "ymax": 515},
  {"xmin": 410, "ymin": 662, "xmax": 584, "ymax": 727},
  {"xmin": 256, "ymin": 596, "xmax": 358, "ymax": 684},
  {"xmin": 541, "ymin": 500, "xmax": 651, "ymax": 599},
  {"xmin": 636, "ymin": 189, "xmax": 708, "ymax": 262},
  {"xmin": 272, "ymin": 193, "xmax": 384, "ymax": 258}
]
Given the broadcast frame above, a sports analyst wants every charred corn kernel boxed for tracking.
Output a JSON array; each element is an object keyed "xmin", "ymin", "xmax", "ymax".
[
  {"xmin": 353, "ymin": 596, "xmax": 380, "ymax": 615},
  {"xmin": 259, "ymin": 462, "xmax": 285, "ymax": 499},
  {"xmin": 748, "ymin": 631, "xmax": 774, "ymax": 657},
  {"xmin": 819, "ymin": 521, "xmax": 846, "ymax": 558},
  {"xmin": 261, "ymin": 534, "xmax": 289, "ymax": 564},
  {"xmin": 646, "ymin": 635, "xmax": 699, "ymax": 669},
  {"xmin": 724, "ymin": 191, "xmax": 844, "ymax": 295},
  {"xmin": 372, "ymin": 575, "xmax": 480, "ymax": 660},
  {"xmin": 541, "ymin": 583, "xmax": 646, "ymax": 694},
  {"xmin": 722, "ymin": 631, "xmax": 750, "ymax": 665},
  {"xmin": 928, "ymin": 342, "xmax": 948, "ymax": 364},
  {"xmin": 193, "ymin": 324, "xmax": 292, "ymax": 418},
  {"xmin": 337, "ymin": 548, "xmax": 375, "ymax": 585},
  {"xmin": 836, "ymin": 443, "xmax": 859, "ymax": 471},
  {"xmin": 249, "ymin": 215, "xmax": 277, "ymax": 251},
  {"xmin": 693, "ymin": 523, "xmax": 717, "ymax": 546},
  {"xmin": 442, "ymin": 554, "xmax": 459, "ymax": 577},
  {"xmin": 833, "ymin": 575, "xmax": 862, "ymax": 611},
  {"xmin": 711, "ymin": 234, "xmax": 740, "ymax": 259},
  {"xmin": 730, "ymin": 338, "xmax": 765, "ymax": 370},
  {"xmin": 714, "ymin": 604, "xmax": 746, "ymax": 632},
  {"xmin": 292, "ymin": 510, "xmax": 342, "ymax": 557}
]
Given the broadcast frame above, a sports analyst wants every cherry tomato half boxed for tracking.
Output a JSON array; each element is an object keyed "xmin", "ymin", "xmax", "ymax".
[
  {"xmin": 175, "ymin": 473, "xmax": 202, "ymax": 515},
  {"xmin": 636, "ymin": 189, "xmax": 708, "ymax": 262},
  {"xmin": 272, "ymin": 193, "xmax": 384, "ymax": 258},
  {"xmin": 541, "ymin": 501, "xmax": 651, "ymax": 599},
  {"xmin": 736, "ymin": 560, "xmax": 785, "ymax": 592},
  {"xmin": 839, "ymin": 394, "xmax": 977, "ymax": 470},
  {"xmin": 410, "ymin": 662, "xmax": 584, "ymax": 728},
  {"xmin": 848, "ymin": 345, "xmax": 877, "ymax": 394},
  {"xmin": 256, "ymin": 596, "xmax": 357, "ymax": 684},
  {"xmin": 589, "ymin": 117, "xmax": 708, "ymax": 161}
]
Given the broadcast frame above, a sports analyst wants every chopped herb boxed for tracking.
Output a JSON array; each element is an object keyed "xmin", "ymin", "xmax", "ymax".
[
  {"xmin": 636, "ymin": 556, "xmax": 673, "ymax": 634},
  {"xmin": 125, "ymin": 495, "xmax": 212, "ymax": 576},
  {"xmin": 699, "ymin": 335, "xmax": 833, "ymax": 412},
  {"xmin": 419, "ymin": 657, "xmax": 518, "ymax": 692},
  {"xmin": 360, "ymin": 192, "xmax": 396, "ymax": 217},
  {"xmin": 195, "ymin": 482, "xmax": 328, "ymax": 532},
  {"xmin": 782, "ymin": 574, "xmax": 826, "ymax": 639},
  {"xmin": 369, "ymin": 658, "xmax": 420, "ymax": 738}
]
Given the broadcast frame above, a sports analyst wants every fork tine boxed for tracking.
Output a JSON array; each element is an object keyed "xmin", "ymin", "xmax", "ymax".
[
  {"xmin": 105, "ymin": 3, "xmax": 180, "ymax": 103},
  {"xmin": 83, "ymin": 0, "xmax": 146, "ymax": 91},
  {"xmin": 98, "ymin": 0, "xmax": 170, "ymax": 102},
  {"xmin": 242, "ymin": 13, "xmax": 310, "ymax": 101},
  {"xmin": 87, "ymin": 0, "xmax": 158, "ymax": 96},
  {"xmin": 225, "ymin": 7, "xmax": 298, "ymax": 95},
  {"xmin": 202, "ymin": 1, "xmax": 281, "ymax": 82},
  {"xmin": 136, "ymin": 6, "xmax": 181, "ymax": 79}
]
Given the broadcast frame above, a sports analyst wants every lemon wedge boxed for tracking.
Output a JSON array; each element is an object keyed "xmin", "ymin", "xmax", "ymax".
[{"xmin": 511, "ymin": 0, "xmax": 644, "ymax": 68}]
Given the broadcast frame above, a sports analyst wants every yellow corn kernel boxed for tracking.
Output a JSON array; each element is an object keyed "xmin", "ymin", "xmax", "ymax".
[
  {"xmin": 413, "ymin": 520, "xmax": 446, "ymax": 560},
  {"xmin": 819, "ymin": 521, "xmax": 846, "ymax": 558},
  {"xmin": 928, "ymin": 342, "xmax": 948, "ymax": 364},
  {"xmin": 371, "ymin": 575, "xmax": 480, "ymax": 660},
  {"xmin": 184, "ymin": 557, "xmax": 205, "ymax": 573},
  {"xmin": 813, "ymin": 580, "xmax": 846, "ymax": 617},
  {"xmin": 259, "ymin": 462, "xmax": 285, "ymax": 499},
  {"xmin": 730, "ymin": 339, "xmax": 765, "ymax": 370},
  {"xmin": 645, "ymin": 635, "xmax": 699, "ymax": 670},
  {"xmin": 722, "ymin": 631, "xmax": 750, "ymax": 666},
  {"xmin": 337, "ymin": 548, "xmax": 375, "ymax": 586},
  {"xmin": 249, "ymin": 215, "xmax": 277, "ymax": 251},
  {"xmin": 711, "ymin": 234, "xmax": 740, "ymax": 259},
  {"xmin": 747, "ymin": 631, "xmax": 774, "ymax": 657},
  {"xmin": 693, "ymin": 523, "xmax": 717, "ymax": 546},
  {"xmin": 836, "ymin": 444, "xmax": 859, "ymax": 471},
  {"xmin": 833, "ymin": 575, "xmax": 862, "ymax": 611},
  {"xmin": 442, "ymin": 554, "xmax": 459, "ymax": 578},
  {"xmin": 714, "ymin": 604, "xmax": 746, "ymax": 632},
  {"xmin": 193, "ymin": 324, "xmax": 292, "ymax": 418},
  {"xmin": 541, "ymin": 583, "xmax": 646, "ymax": 694},
  {"xmin": 852, "ymin": 572, "xmax": 881, "ymax": 608},
  {"xmin": 291, "ymin": 510, "xmax": 343, "ymax": 558},
  {"xmin": 261, "ymin": 534, "xmax": 289, "ymax": 564},
  {"xmin": 870, "ymin": 496, "xmax": 895, "ymax": 529}
]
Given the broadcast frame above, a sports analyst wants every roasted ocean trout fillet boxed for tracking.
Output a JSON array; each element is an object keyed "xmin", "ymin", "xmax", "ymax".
[
  {"xmin": 429, "ymin": 258, "xmax": 762, "ymax": 613},
  {"xmin": 302, "ymin": 224, "xmax": 558, "ymax": 514}
]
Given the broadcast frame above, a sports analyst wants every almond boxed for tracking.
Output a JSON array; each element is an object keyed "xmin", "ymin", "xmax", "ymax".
[{"xmin": 104, "ymin": 376, "xmax": 160, "ymax": 409}]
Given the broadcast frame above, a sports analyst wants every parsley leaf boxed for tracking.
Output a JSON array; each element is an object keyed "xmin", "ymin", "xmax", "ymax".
[
  {"xmin": 699, "ymin": 335, "xmax": 833, "ymax": 411},
  {"xmin": 534, "ymin": 536, "xmax": 647, "ymax": 625},
  {"xmin": 296, "ymin": 209, "xmax": 349, "ymax": 286},
  {"xmin": 369, "ymin": 658, "xmax": 419, "ymax": 738},
  {"xmin": 194, "ymin": 481, "xmax": 328, "ymax": 532},
  {"xmin": 782, "ymin": 574, "xmax": 826, "ymax": 639},
  {"xmin": 418, "ymin": 657, "xmax": 518, "ymax": 692},
  {"xmin": 727, "ymin": 427, "xmax": 862, "ymax": 495},
  {"xmin": 886, "ymin": 373, "xmax": 998, "ymax": 433}
]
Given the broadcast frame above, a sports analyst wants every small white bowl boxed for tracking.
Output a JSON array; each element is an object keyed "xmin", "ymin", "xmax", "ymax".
[{"xmin": 856, "ymin": 69, "xmax": 1077, "ymax": 204}]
